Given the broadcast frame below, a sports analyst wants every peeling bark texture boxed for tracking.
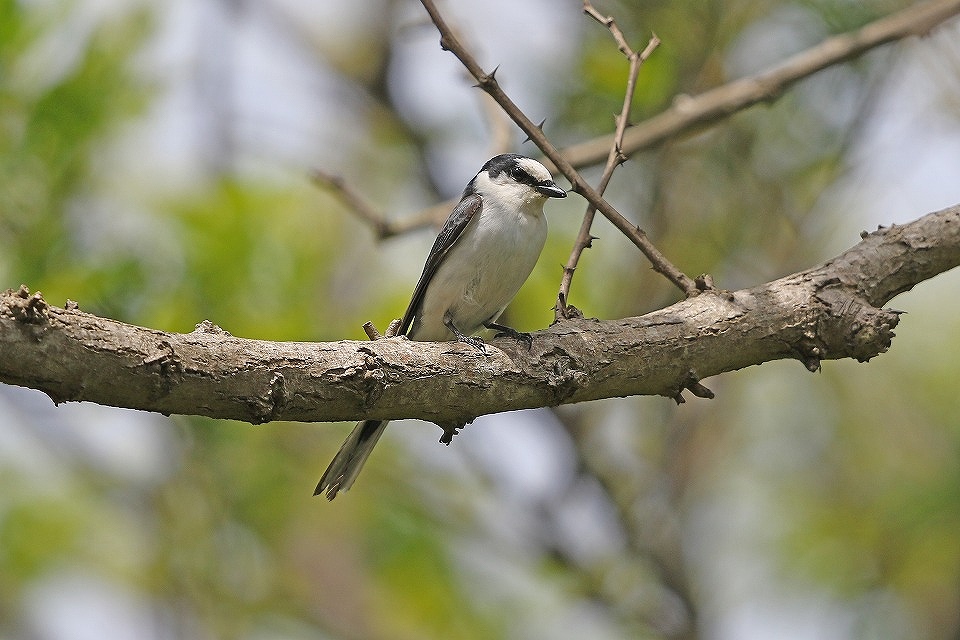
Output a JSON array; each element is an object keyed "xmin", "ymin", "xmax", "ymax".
[{"xmin": 1, "ymin": 205, "xmax": 958, "ymax": 426}]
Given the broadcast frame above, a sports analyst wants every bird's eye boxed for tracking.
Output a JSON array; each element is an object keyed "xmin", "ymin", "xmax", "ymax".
[{"xmin": 509, "ymin": 167, "xmax": 526, "ymax": 181}]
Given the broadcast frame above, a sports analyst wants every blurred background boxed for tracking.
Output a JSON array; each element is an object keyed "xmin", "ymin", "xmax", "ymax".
[{"xmin": 2, "ymin": 0, "xmax": 960, "ymax": 638}]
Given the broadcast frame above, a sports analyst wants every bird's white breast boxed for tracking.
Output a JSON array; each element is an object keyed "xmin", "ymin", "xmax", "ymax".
[{"xmin": 410, "ymin": 198, "xmax": 548, "ymax": 342}]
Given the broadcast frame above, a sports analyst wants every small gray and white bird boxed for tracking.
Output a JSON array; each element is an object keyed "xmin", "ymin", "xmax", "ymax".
[{"xmin": 316, "ymin": 153, "xmax": 566, "ymax": 499}]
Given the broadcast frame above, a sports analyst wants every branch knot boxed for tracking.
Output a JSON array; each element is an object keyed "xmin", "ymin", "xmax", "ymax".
[{"xmin": 8, "ymin": 285, "xmax": 48, "ymax": 324}]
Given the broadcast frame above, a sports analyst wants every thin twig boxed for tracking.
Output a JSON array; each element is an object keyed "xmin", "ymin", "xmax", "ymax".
[
  {"xmin": 418, "ymin": 0, "xmax": 700, "ymax": 297},
  {"xmin": 582, "ymin": 0, "xmax": 634, "ymax": 55},
  {"xmin": 311, "ymin": 169, "xmax": 450, "ymax": 239},
  {"xmin": 310, "ymin": 169, "xmax": 390, "ymax": 237},
  {"xmin": 558, "ymin": 0, "xmax": 960, "ymax": 167},
  {"xmin": 557, "ymin": 1, "xmax": 660, "ymax": 319}
]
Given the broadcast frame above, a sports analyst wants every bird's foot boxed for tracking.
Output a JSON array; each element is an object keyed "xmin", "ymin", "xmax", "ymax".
[
  {"xmin": 484, "ymin": 321, "xmax": 532, "ymax": 350},
  {"xmin": 445, "ymin": 314, "xmax": 489, "ymax": 354},
  {"xmin": 456, "ymin": 333, "xmax": 487, "ymax": 354}
]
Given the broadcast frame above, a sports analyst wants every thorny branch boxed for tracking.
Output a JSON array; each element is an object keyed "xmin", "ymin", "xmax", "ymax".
[
  {"xmin": 418, "ymin": 0, "xmax": 700, "ymax": 297},
  {"xmin": 557, "ymin": 2, "xmax": 660, "ymax": 319},
  {"xmin": 560, "ymin": 0, "xmax": 960, "ymax": 166},
  {"xmin": 318, "ymin": 0, "xmax": 960, "ymax": 248}
]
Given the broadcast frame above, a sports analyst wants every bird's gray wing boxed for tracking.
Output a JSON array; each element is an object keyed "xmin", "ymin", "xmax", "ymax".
[{"xmin": 398, "ymin": 194, "xmax": 482, "ymax": 336}]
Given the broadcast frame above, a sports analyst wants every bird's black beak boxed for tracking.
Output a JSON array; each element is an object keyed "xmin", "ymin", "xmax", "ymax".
[{"xmin": 536, "ymin": 181, "xmax": 567, "ymax": 198}]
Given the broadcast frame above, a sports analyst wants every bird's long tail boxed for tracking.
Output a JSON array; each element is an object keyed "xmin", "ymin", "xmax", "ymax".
[{"xmin": 315, "ymin": 419, "xmax": 389, "ymax": 500}]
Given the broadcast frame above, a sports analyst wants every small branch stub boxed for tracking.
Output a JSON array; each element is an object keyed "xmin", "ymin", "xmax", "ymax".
[{"xmin": 9, "ymin": 285, "xmax": 49, "ymax": 324}]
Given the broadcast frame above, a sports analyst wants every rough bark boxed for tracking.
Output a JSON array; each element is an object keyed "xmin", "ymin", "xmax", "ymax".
[{"xmin": 1, "ymin": 204, "xmax": 958, "ymax": 426}]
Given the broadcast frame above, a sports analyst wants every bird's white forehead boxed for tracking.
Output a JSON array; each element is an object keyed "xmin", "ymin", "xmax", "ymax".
[{"xmin": 515, "ymin": 157, "xmax": 553, "ymax": 182}]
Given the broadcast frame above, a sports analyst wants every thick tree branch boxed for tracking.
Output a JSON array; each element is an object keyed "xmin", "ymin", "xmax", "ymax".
[
  {"xmin": 559, "ymin": 0, "xmax": 960, "ymax": 166},
  {"xmin": 2, "ymin": 205, "xmax": 957, "ymax": 426}
]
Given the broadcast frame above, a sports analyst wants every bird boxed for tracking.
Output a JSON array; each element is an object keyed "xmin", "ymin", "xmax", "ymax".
[{"xmin": 316, "ymin": 153, "xmax": 567, "ymax": 500}]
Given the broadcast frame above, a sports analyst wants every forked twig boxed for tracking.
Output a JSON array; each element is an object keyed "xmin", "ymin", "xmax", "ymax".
[
  {"xmin": 418, "ymin": 0, "xmax": 700, "ymax": 298},
  {"xmin": 557, "ymin": 1, "xmax": 660, "ymax": 319}
]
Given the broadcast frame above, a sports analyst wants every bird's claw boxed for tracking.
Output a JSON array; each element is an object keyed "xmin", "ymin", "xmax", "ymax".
[
  {"xmin": 495, "ymin": 329, "xmax": 532, "ymax": 350},
  {"xmin": 457, "ymin": 334, "xmax": 488, "ymax": 354}
]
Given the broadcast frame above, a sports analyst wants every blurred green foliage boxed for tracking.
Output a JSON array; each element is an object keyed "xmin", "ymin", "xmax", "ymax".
[
  {"xmin": 2, "ymin": 1, "xmax": 960, "ymax": 639},
  {"xmin": 0, "ymin": 1, "xmax": 148, "ymax": 300}
]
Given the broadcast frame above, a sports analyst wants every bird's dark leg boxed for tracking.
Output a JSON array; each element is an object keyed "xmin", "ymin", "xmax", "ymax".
[
  {"xmin": 443, "ymin": 312, "xmax": 487, "ymax": 354},
  {"xmin": 483, "ymin": 321, "xmax": 533, "ymax": 350}
]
